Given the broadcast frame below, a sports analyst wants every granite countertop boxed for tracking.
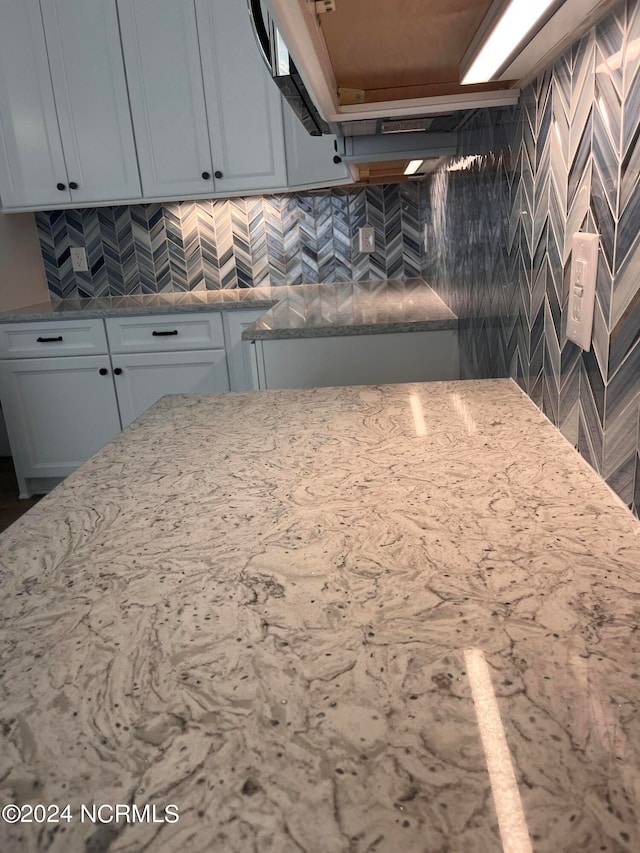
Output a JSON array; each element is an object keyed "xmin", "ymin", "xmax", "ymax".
[
  {"xmin": 1, "ymin": 378, "xmax": 638, "ymax": 852},
  {"xmin": 0, "ymin": 279, "xmax": 457, "ymax": 341},
  {"xmin": 239, "ymin": 279, "xmax": 457, "ymax": 340},
  {"xmin": 0, "ymin": 288, "xmax": 280, "ymax": 323}
]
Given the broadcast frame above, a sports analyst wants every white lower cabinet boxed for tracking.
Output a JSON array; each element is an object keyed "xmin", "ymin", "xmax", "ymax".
[
  {"xmin": 222, "ymin": 310, "xmax": 265, "ymax": 392},
  {"xmin": 256, "ymin": 330, "xmax": 460, "ymax": 390},
  {"xmin": 0, "ymin": 355, "xmax": 122, "ymax": 497},
  {"xmin": 0, "ymin": 311, "xmax": 239, "ymax": 497},
  {"xmin": 111, "ymin": 349, "xmax": 229, "ymax": 428}
]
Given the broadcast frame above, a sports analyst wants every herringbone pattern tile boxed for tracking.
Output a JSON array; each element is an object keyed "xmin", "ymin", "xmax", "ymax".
[
  {"xmin": 423, "ymin": 0, "xmax": 639, "ymax": 516},
  {"xmin": 36, "ymin": 183, "xmax": 424, "ymax": 299}
]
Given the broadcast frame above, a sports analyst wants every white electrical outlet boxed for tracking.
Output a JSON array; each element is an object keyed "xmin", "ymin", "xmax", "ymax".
[
  {"xmin": 358, "ymin": 226, "xmax": 375, "ymax": 253},
  {"xmin": 70, "ymin": 247, "xmax": 88, "ymax": 272},
  {"xmin": 566, "ymin": 232, "xmax": 599, "ymax": 350},
  {"xmin": 423, "ymin": 223, "xmax": 428, "ymax": 252}
]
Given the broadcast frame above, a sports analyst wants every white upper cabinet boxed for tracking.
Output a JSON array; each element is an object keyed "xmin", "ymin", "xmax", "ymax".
[
  {"xmin": 282, "ymin": 103, "xmax": 351, "ymax": 189},
  {"xmin": 39, "ymin": 0, "xmax": 141, "ymax": 203},
  {"xmin": 0, "ymin": 0, "xmax": 346, "ymax": 209},
  {"xmin": 0, "ymin": 0, "xmax": 70, "ymax": 207},
  {"xmin": 117, "ymin": 0, "xmax": 215, "ymax": 197},
  {"xmin": 196, "ymin": 0, "xmax": 287, "ymax": 193},
  {"xmin": 0, "ymin": 0, "xmax": 140, "ymax": 208}
]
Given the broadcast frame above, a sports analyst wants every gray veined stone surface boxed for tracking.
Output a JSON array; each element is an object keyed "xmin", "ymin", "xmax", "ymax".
[
  {"xmin": 0, "ymin": 279, "xmax": 458, "ymax": 342},
  {"xmin": 0, "ymin": 378, "xmax": 639, "ymax": 852},
  {"xmin": 0, "ymin": 288, "xmax": 280, "ymax": 323},
  {"xmin": 240, "ymin": 279, "xmax": 457, "ymax": 340}
]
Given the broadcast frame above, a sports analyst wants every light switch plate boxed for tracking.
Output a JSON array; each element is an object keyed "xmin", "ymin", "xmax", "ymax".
[
  {"xmin": 70, "ymin": 247, "xmax": 89, "ymax": 272},
  {"xmin": 566, "ymin": 233, "xmax": 598, "ymax": 350},
  {"xmin": 358, "ymin": 226, "xmax": 375, "ymax": 253}
]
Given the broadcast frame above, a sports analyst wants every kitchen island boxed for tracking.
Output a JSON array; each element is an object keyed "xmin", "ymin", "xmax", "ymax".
[{"xmin": 0, "ymin": 379, "xmax": 639, "ymax": 852}]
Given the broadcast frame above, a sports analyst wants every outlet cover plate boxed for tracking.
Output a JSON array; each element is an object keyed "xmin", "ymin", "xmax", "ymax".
[
  {"xmin": 566, "ymin": 232, "xmax": 598, "ymax": 350},
  {"xmin": 70, "ymin": 247, "xmax": 89, "ymax": 272},
  {"xmin": 358, "ymin": 226, "xmax": 375, "ymax": 253}
]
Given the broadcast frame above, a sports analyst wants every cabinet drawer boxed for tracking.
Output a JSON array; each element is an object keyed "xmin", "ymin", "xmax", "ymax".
[
  {"xmin": 105, "ymin": 313, "xmax": 224, "ymax": 353},
  {"xmin": 0, "ymin": 319, "xmax": 108, "ymax": 358}
]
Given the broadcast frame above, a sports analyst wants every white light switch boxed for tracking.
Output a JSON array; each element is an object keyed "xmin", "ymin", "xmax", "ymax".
[
  {"xmin": 566, "ymin": 233, "xmax": 598, "ymax": 350},
  {"xmin": 70, "ymin": 247, "xmax": 89, "ymax": 272}
]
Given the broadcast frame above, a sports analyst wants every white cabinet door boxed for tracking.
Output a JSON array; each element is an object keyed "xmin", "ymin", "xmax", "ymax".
[
  {"xmin": 283, "ymin": 103, "xmax": 351, "ymax": 189},
  {"xmin": 0, "ymin": 355, "xmax": 122, "ymax": 480},
  {"xmin": 0, "ymin": 0, "xmax": 70, "ymax": 207},
  {"xmin": 40, "ymin": 0, "xmax": 141, "ymax": 203},
  {"xmin": 196, "ymin": 0, "xmax": 287, "ymax": 193},
  {"xmin": 117, "ymin": 0, "xmax": 214, "ymax": 198},
  {"xmin": 260, "ymin": 331, "xmax": 460, "ymax": 389},
  {"xmin": 222, "ymin": 310, "xmax": 264, "ymax": 391},
  {"xmin": 111, "ymin": 349, "xmax": 229, "ymax": 428}
]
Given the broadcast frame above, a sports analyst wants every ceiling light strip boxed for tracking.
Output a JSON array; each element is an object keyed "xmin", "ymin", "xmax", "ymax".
[{"xmin": 462, "ymin": 0, "xmax": 558, "ymax": 84}]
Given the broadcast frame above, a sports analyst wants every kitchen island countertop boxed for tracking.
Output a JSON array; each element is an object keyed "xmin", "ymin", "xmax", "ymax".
[{"xmin": 1, "ymin": 379, "xmax": 639, "ymax": 852}]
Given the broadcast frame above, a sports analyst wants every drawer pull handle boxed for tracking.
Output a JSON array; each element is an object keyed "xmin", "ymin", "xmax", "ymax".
[
  {"xmin": 152, "ymin": 330, "xmax": 178, "ymax": 337},
  {"xmin": 36, "ymin": 336, "xmax": 63, "ymax": 343}
]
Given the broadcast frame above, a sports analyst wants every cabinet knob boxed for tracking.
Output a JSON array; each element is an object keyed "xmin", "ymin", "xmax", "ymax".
[
  {"xmin": 113, "ymin": 367, "xmax": 123, "ymax": 375},
  {"xmin": 56, "ymin": 182, "xmax": 66, "ymax": 191},
  {"xmin": 333, "ymin": 155, "xmax": 342, "ymax": 164},
  {"xmin": 201, "ymin": 171, "xmax": 211, "ymax": 180},
  {"xmin": 69, "ymin": 181, "xmax": 78, "ymax": 190},
  {"xmin": 214, "ymin": 170, "xmax": 223, "ymax": 179},
  {"xmin": 99, "ymin": 368, "xmax": 108, "ymax": 376}
]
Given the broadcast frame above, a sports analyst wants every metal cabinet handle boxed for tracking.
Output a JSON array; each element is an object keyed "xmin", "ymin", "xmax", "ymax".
[
  {"xmin": 99, "ymin": 368, "xmax": 108, "ymax": 376},
  {"xmin": 152, "ymin": 330, "xmax": 178, "ymax": 336},
  {"xmin": 69, "ymin": 181, "xmax": 78, "ymax": 190},
  {"xmin": 56, "ymin": 182, "xmax": 66, "ymax": 191},
  {"xmin": 201, "ymin": 171, "xmax": 211, "ymax": 180},
  {"xmin": 214, "ymin": 170, "xmax": 223, "ymax": 179},
  {"xmin": 113, "ymin": 368, "xmax": 123, "ymax": 375},
  {"xmin": 36, "ymin": 336, "xmax": 63, "ymax": 343}
]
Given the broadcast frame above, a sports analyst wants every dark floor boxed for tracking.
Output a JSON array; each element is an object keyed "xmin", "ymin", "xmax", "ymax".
[{"xmin": 0, "ymin": 458, "xmax": 42, "ymax": 534}]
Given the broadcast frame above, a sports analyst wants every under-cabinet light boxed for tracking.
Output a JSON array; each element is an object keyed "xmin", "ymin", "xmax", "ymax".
[
  {"xmin": 462, "ymin": 0, "xmax": 558, "ymax": 85},
  {"xmin": 404, "ymin": 159, "xmax": 424, "ymax": 176}
]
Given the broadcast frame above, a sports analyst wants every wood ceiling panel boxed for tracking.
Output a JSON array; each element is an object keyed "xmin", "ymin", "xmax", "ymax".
[{"xmin": 319, "ymin": 0, "xmax": 495, "ymax": 91}]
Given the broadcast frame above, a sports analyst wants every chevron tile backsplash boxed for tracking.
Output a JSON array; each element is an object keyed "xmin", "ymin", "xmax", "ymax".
[
  {"xmin": 35, "ymin": 184, "xmax": 422, "ymax": 299},
  {"xmin": 424, "ymin": 0, "xmax": 640, "ymax": 516}
]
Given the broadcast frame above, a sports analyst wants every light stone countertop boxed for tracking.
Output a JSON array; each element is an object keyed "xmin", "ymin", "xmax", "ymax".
[
  {"xmin": 0, "ymin": 279, "xmax": 458, "ymax": 340},
  {"xmin": 239, "ymin": 279, "xmax": 457, "ymax": 339},
  {"xmin": 0, "ymin": 378, "xmax": 639, "ymax": 852},
  {"xmin": 0, "ymin": 288, "xmax": 280, "ymax": 322}
]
